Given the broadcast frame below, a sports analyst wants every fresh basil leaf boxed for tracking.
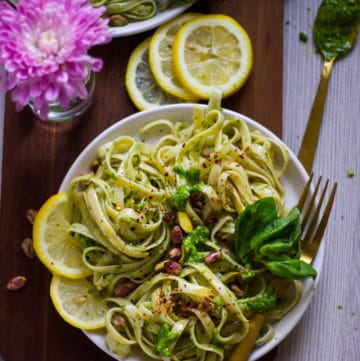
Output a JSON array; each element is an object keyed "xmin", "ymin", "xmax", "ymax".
[
  {"xmin": 234, "ymin": 197, "xmax": 277, "ymax": 265},
  {"xmin": 265, "ymin": 259, "xmax": 317, "ymax": 279},
  {"xmin": 234, "ymin": 198, "xmax": 316, "ymax": 281},
  {"xmin": 250, "ymin": 207, "xmax": 301, "ymax": 251},
  {"xmin": 255, "ymin": 241, "xmax": 295, "ymax": 263}
]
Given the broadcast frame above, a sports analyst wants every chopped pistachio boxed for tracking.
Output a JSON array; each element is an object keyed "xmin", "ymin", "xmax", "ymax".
[
  {"xmin": 25, "ymin": 208, "xmax": 38, "ymax": 224},
  {"xmin": 177, "ymin": 211, "xmax": 193, "ymax": 233},
  {"xmin": 113, "ymin": 280, "xmax": 137, "ymax": 297},
  {"xmin": 168, "ymin": 247, "xmax": 182, "ymax": 260},
  {"xmin": 230, "ymin": 283, "xmax": 244, "ymax": 297},
  {"xmin": 6, "ymin": 276, "xmax": 27, "ymax": 291},
  {"xmin": 109, "ymin": 14, "xmax": 128, "ymax": 27},
  {"xmin": 164, "ymin": 261, "xmax": 182, "ymax": 275},
  {"xmin": 170, "ymin": 226, "xmax": 184, "ymax": 244},
  {"xmin": 204, "ymin": 251, "xmax": 222, "ymax": 264},
  {"xmin": 21, "ymin": 237, "xmax": 36, "ymax": 259},
  {"xmin": 111, "ymin": 313, "xmax": 127, "ymax": 328}
]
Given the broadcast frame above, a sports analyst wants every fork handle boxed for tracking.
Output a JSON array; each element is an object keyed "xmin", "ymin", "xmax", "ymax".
[
  {"xmin": 228, "ymin": 314, "xmax": 266, "ymax": 361},
  {"xmin": 298, "ymin": 58, "xmax": 335, "ymax": 174}
]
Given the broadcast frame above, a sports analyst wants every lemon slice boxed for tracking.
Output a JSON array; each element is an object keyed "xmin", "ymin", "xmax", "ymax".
[
  {"xmin": 33, "ymin": 192, "xmax": 92, "ymax": 279},
  {"xmin": 125, "ymin": 37, "xmax": 185, "ymax": 110},
  {"xmin": 50, "ymin": 274, "xmax": 107, "ymax": 330},
  {"xmin": 149, "ymin": 13, "xmax": 200, "ymax": 100},
  {"xmin": 173, "ymin": 14, "xmax": 253, "ymax": 99}
]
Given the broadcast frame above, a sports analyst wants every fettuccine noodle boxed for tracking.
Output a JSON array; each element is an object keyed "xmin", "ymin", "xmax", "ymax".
[
  {"xmin": 91, "ymin": 0, "xmax": 175, "ymax": 25},
  {"xmin": 65, "ymin": 95, "xmax": 301, "ymax": 360}
]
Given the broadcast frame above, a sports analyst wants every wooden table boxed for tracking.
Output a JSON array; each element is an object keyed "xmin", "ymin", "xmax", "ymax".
[{"xmin": 1, "ymin": 0, "xmax": 359, "ymax": 360}]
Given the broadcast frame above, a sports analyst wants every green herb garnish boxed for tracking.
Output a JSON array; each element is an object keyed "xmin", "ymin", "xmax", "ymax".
[
  {"xmin": 234, "ymin": 197, "xmax": 317, "ymax": 279},
  {"xmin": 153, "ymin": 323, "xmax": 179, "ymax": 356}
]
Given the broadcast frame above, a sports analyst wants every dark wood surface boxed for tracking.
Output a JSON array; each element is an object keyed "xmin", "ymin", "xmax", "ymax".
[{"xmin": 0, "ymin": 1, "xmax": 282, "ymax": 360}]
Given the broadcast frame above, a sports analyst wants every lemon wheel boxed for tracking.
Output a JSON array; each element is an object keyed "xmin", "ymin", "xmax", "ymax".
[
  {"xmin": 33, "ymin": 192, "xmax": 92, "ymax": 279},
  {"xmin": 125, "ymin": 37, "xmax": 185, "ymax": 110},
  {"xmin": 173, "ymin": 14, "xmax": 253, "ymax": 99},
  {"xmin": 50, "ymin": 274, "xmax": 107, "ymax": 330},
  {"xmin": 149, "ymin": 13, "xmax": 200, "ymax": 100}
]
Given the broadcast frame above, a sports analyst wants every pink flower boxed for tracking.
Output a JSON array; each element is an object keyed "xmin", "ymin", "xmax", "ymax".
[{"xmin": 0, "ymin": 0, "xmax": 111, "ymax": 120}]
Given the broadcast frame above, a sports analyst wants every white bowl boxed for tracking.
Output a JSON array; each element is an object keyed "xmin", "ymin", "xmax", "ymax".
[
  {"xmin": 109, "ymin": 1, "xmax": 195, "ymax": 37},
  {"xmin": 59, "ymin": 104, "xmax": 322, "ymax": 361}
]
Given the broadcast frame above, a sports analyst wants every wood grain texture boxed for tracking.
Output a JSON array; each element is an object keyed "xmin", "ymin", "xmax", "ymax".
[{"xmin": 0, "ymin": 1, "xmax": 283, "ymax": 360}]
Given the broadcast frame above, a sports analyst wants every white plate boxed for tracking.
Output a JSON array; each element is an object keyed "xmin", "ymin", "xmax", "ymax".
[
  {"xmin": 7, "ymin": 0, "xmax": 195, "ymax": 38},
  {"xmin": 59, "ymin": 104, "xmax": 322, "ymax": 361},
  {"xmin": 109, "ymin": 1, "xmax": 195, "ymax": 37}
]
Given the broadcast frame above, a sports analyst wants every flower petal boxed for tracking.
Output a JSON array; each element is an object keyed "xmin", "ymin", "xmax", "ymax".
[
  {"xmin": 0, "ymin": 0, "xmax": 111, "ymax": 119},
  {"xmin": 44, "ymin": 83, "xmax": 59, "ymax": 102},
  {"xmin": 55, "ymin": 70, "xmax": 68, "ymax": 83}
]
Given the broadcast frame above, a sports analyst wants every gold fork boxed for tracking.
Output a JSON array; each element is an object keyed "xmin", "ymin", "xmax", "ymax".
[{"xmin": 229, "ymin": 173, "xmax": 337, "ymax": 361}]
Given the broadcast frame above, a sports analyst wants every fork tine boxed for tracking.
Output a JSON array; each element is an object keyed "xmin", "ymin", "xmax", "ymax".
[
  {"xmin": 297, "ymin": 172, "xmax": 314, "ymax": 212},
  {"xmin": 304, "ymin": 182, "xmax": 337, "ymax": 255},
  {"xmin": 298, "ymin": 175, "xmax": 337, "ymax": 264},
  {"xmin": 302, "ymin": 178, "xmax": 329, "ymax": 240},
  {"xmin": 298, "ymin": 173, "xmax": 323, "ymax": 230}
]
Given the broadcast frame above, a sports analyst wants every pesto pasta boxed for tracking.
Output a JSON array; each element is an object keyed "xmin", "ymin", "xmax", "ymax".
[
  {"xmin": 64, "ymin": 95, "xmax": 307, "ymax": 361},
  {"xmin": 91, "ymin": 0, "xmax": 187, "ymax": 26}
]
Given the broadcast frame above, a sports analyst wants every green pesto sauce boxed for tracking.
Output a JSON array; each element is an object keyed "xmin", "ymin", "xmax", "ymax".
[
  {"xmin": 183, "ymin": 226, "xmax": 209, "ymax": 263},
  {"xmin": 170, "ymin": 183, "xmax": 201, "ymax": 211},
  {"xmin": 170, "ymin": 184, "xmax": 192, "ymax": 211},
  {"xmin": 153, "ymin": 323, "xmax": 178, "ymax": 356},
  {"xmin": 173, "ymin": 166, "xmax": 200, "ymax": 184},
  {"xmin": 314, "ymin": 0, "xmax": 360, "ymax": 61}
]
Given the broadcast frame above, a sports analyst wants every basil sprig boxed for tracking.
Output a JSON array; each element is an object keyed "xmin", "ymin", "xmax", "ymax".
[{"xmin": 234, "ymin": 197, "xmax": 317, "ymax": 280}]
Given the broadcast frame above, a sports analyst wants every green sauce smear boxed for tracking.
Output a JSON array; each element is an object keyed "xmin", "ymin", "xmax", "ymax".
[
  {"xmin": 314, "ymin": 0, "xmax": 360, "ymax": 61},
  {"xmin": 182, "ymin": 226, "xmax": 209, "ymax": 263}
]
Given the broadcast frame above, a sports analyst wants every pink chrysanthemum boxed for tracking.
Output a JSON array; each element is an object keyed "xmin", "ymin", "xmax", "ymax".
[{"xmin": 0, "ymin": 0, "xmax": 111, "ymax": 120}]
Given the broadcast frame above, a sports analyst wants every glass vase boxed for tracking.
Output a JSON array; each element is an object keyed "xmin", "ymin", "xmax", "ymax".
[{"xmin": 29, "ymin": 71, "xmax": 95, "ymax": 123}]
